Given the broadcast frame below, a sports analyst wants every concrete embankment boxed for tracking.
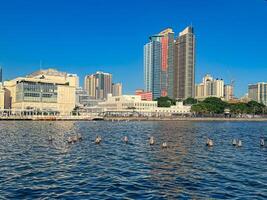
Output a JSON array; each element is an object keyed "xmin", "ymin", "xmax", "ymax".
[
  {"xmin": 0, "ymin": 116, "xmax": 266, "ymax": 122},
  {"xmin": 0, "ymin": 116, "xmax": 104, "ymax": 121},
  {"xmin": 104, "ymin": 117, "xmax": 267, "ymax": 122}
]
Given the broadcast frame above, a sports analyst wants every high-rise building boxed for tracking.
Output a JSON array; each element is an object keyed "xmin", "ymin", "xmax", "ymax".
[
  {"xmin": 195, "ymin": 74, "xmax": 224, "ymax": 100},
  {"xmin": 84, "ymin": 74, "xmax": 96, "ymax": 98},
  {"xmin": 174, "ymin": 26, "xmax": 195, "ymax": 99},
  {"xmin": 0, "ymin": 67, "xmax": 2, "ymax": 83},
  {"xmin": 84, "ymin": 71, "xmax": 112, "ymax": 100},
  {"xmin": 248, "ymin": 82, "xmax": 267, "ymax": 105},
  {"xmin": 144, "ymin": 28, "xmax": 174, "ymax": 99},
  {"xmin": 144, "ymin": 39, "xmax": 161, "ymax": 99},
  {"xmin": 112, "ymin": 83, "xmax": 122, "ymax": 97},
  {"xmin": 224, "ymin": 84, "xmax": 234, "ymax": 101}
]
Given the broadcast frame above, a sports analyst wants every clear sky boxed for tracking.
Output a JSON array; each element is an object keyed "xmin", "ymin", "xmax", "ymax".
[{"xmin": 0, "ymin": 0, "xmax": 266, "ymax": 97}]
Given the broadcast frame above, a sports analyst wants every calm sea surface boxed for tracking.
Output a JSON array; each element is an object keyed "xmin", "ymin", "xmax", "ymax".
[{"xmin": 0, "ymin": 121, "xmax": 266, "ymax": 199}]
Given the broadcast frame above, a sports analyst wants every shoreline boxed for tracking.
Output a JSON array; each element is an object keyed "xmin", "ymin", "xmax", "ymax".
[{"xmin": 0, "ymin": 116, "xmax": 267, "ymax": 122}]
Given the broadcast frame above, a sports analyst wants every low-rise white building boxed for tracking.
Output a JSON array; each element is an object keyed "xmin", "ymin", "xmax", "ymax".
[
  {"xmin": 154, "ymin": 102, "xmax": 191, "ymax": 115},
  {"xmin": 98, "ymin": 94, "xmax": 191, "ymax": 116},
  {"xmin": 98, "ymin": 94, "xmax": 157, "ymax": 112}
]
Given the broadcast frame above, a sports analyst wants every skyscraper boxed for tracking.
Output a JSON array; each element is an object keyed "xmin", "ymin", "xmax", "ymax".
[
  {"xmin": 84, "ymin": 71, "xmax": 112, "ymax": 100},
  {"xmin": 174, "ymin": 26, "xmax": 195, "ymax": 99},
  {"xmin": 84, "ymin": 74, "xmax": 96, "ymax": 98},
  {"xmin": 144, "ymin": 28, "xmax": 174, "ymax": 99},
  {"xmin": 144, "ymin": 39, "xmax": 161, "ymax": 99}
]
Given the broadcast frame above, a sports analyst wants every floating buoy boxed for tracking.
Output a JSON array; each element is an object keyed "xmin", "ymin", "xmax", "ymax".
[
  {"xmin": 149, "ymin": 136, "xmax": 155, "ymax": 145},
  {"xmin": 77, "ymin": 133, "xmax": 82, "ymax": 141},
  {"xmin": 206, "ymin": 139, "xmax": 213, "ymax": 147},
  {"xmin": 232, "ymin": 139, "xmax": 237, "ymax": 146},
  {"xmin": 48, "ymin": 136, "xmax": 53, "ymax": 142},
  {"xmin": 67, "ymin": 136, "xmax": 73, "ymax": 144},
  {"xmin": 237, "ymin": 140, "xmax": 242, "ymax": 147},
  {"xmin": 72, "ymin": 135, "xmax": 78, "ymax": 142},
  {"xmin": 95, "ymin": 136, "xmax": 101, "ymax": 144},
  {"xmin": 260, "ymin": 138, "xmax": 265, "ymax": 147},
  {"xmin": 162, "ymin": 142, "xmax": 168, "ymax": 148},
  {"xmin": 123, "ymin": 136, "xmax": 128, "ymax": 143}
]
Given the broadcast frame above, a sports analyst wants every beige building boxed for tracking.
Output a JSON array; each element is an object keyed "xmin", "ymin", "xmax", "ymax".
[
  {"xmin": 195, "ymin": 74, "xmax": 224, "ymax": 100},
  {"xmin": 84, "ymin": 71, "xmax": 112, "ymax": 100},
  {"xmin": 248, "ymin": 82, "xmax": 267, "ymax": 105},
  {"xmin": 112, "ymin": 83, "xmax": 122, "ymax": 97},
  {"xmin": 4, "ymin": 69, "xmax": 76, "ymax": 115},
  {"xmin": 224, "ymin": 84, "xmax": 234, "ymax": 101}
]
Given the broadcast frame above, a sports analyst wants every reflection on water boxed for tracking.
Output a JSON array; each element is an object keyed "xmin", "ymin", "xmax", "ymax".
[{"xmin": 0, "ymin": 121, "xmax": 267, "ymax": 199}]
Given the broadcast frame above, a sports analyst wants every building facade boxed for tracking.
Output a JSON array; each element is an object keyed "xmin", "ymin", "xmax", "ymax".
[
  {"xmin": 144, "ymin": 28, "xmax": 174, "ymax": 99},
  {"xmin": 98, "ymin": 94, "xmax": 157, "ymax": 112},
  {"xmin": 84, "ymin": 71, "xmax": 112, "ymax": 100},
  {"xmin": 224, "ymin": 84, "xmax": 234, "ymax": 101},
  {"xmin": 195, "ymin": 74, "xmax": 224, "ymax": 100},
  {"xmin": 248, "ymin": 82, "xmax": 267, "ymax": 105},
  {"xmin": 112, "ymin": 83, "xmax": 122, "ymax": 97},
  {"xmin": 174, "ymin": 26, "xmax": 195, "ymax": 99},
  {"xmin": 4, "ymin": 69, "xmax": 76, "ymax": 115},
  {"xmin": 98, "ymin": 94, "xmax": 191, "ymax": 116}
]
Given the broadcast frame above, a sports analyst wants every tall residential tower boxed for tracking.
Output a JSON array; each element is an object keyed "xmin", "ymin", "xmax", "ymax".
[
  {"xmin": 84, "ymin": 71, "xmax": 112, "ymax": 100},
  {"xmin": 174, "ymin": 26, "xmax": 195, "ymax": 99},
  {"xmin": 144, "ymin": 28, "xmax": 174, "ymax": 99}
]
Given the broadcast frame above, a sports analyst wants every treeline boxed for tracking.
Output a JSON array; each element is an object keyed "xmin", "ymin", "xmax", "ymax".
[
  {"xmin": 156, "ymin": 96, "xmax": 267, "ymax": 115},
  {"xmin": 188, "ymin": 97, "xmax": 266, "ymax": 115}
]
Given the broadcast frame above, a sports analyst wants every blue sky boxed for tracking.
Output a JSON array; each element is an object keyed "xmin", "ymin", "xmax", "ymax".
[{"xmin": 0, "ymin": 0, "xmax": 266, "ymax": 97}]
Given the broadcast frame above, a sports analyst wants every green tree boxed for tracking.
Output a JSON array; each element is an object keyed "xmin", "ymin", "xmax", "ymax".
[
  {"xmin": 230, "ymin": 103, "xmax": 248, "ymax": 114},
  {"xmin": 183, "ymin": 97, "xmax": 198, "ymax": 105},
  {"xmin": 203, "ymin": 97, "xmax": 229, "ymax": 114},
  {"xmin": 156, "ymin": 96, "xmax": 175, "ymax": 107}
]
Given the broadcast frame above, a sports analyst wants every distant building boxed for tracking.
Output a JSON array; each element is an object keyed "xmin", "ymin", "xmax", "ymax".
[
  {"xmin": 98, "ymin": 94, "xmax": 157, "ymax": 113},
  {"xmin": 195, "ymin": 74, "xmax": 224, "ymax": 100},
  {"xmin": 240, "ymin": 93, "xmax": 251, "ymax": 103},
  {"xmin": 84, "ymin": 74, "xmax": 96, "ymax": 98},
  {"xmin": 224, "ymin": 84, "xmax": 234, "ymax": 101},
  {"xmin": 98, "ymin": 94, "xmax": 191, "ymax": 116},
  {"xmin": 84, "ymin": 71, "xmax": 112, "ymax": 100},
  {"xmin": 174, "ymin": 26, "xmax": 195, "ymax": 99},
  {"xmin": 0, "ymin": 83, "xmax": 9, "ymax": 109},
  {"xmin": 135, "ymin": 89, "xmax": 153, "ymax": 101},
  {"xmin": 75, "ymin": 87, "xmax": 104, "ymax": 109},
  {"xmin": 0, "ymin": 67, "xmax": 2, "ymax": 83},
  {"xmin": 248, "ymin": 82, "xmax": 267, "ymax": 105},
  {"xmin": 4, "ymin": 68, "xmax": 76, "ymax": 115},
  {"xmin": 112, "ymin": 83, "xmax": 122, "ymax": 97},
  {"xmin": 144, "ymin": 28, "xmax": 174, "ymax": 99}
]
